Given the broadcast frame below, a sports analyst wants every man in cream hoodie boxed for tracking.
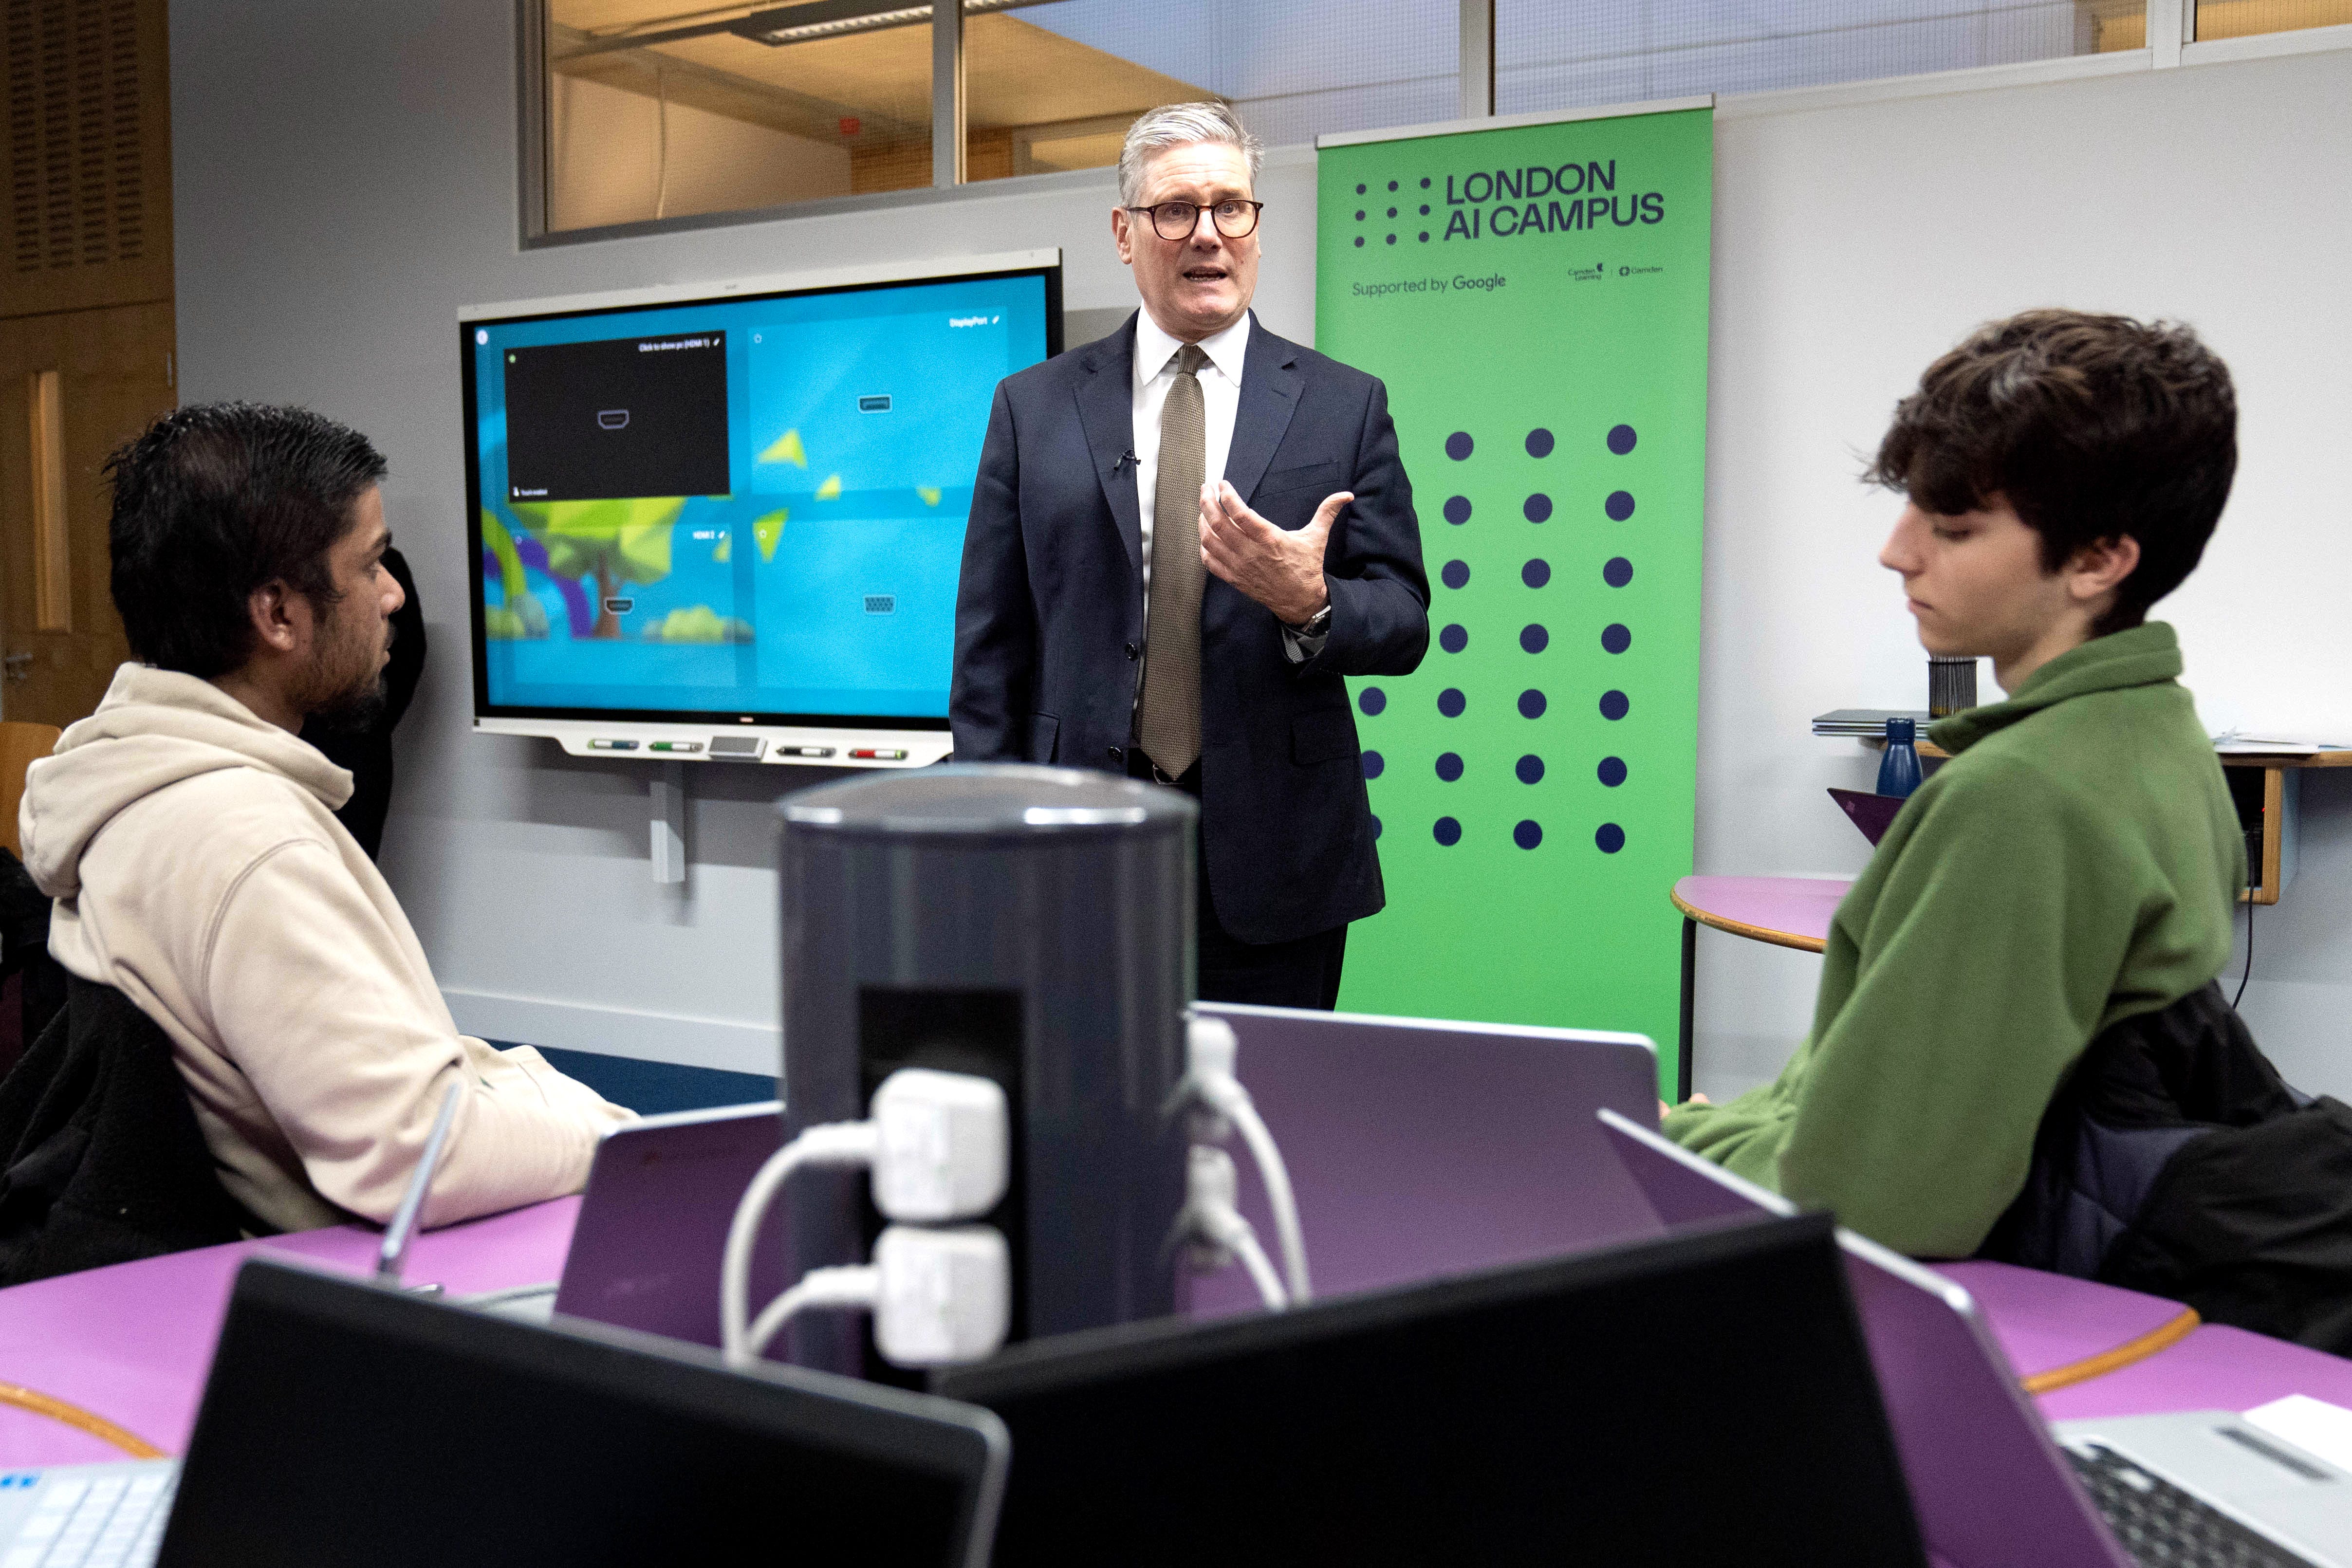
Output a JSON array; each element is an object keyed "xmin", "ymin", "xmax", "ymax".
[{"xmin": 19, "ymin": 402, "xmax": 630, "ymax": 1235}]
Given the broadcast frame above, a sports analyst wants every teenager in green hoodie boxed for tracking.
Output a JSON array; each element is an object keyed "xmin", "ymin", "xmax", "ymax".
[{"xmin": 1664, "ymin": 310, "xmax": 2244, "ymax": 1258}]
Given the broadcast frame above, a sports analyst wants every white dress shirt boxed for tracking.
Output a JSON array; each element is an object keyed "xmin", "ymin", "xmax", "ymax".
[{"xmin": 1130, "ymin": 310, "xmax": 1325, "ymax": 663}]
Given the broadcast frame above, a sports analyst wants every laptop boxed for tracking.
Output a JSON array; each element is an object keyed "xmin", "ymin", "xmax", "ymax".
[
  {"xmin": 0, "ymin": 1255, "xmax": 1007, "ymax": 1568},
  {"xmin": 1829, "ymin": 785, "xmax": 1905, "ymax": 846},
  {"xmin": 458, "ymin": 1101, "xmax": 787, "ymax": 1338},
  {"xmin": 549, "ymin": 1100, "xmax": 786, "ymax": 1343},
  {"xmin": 1600, "ymin": 1109, "xmax": 2352, "ymax": 1568},
  {"xmin": 940, "ymin": 1213, "xmax": 1930, "ymax": 1566},
  {"xmin": 1187, "ymin": 1003, "xmax": 1663, "ymax": 1308}
]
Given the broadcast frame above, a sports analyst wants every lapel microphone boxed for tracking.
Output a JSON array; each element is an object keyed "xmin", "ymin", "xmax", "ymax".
[{"xmin": 1113, "ymin": 449, "xmax": 1138, "ymax": 475}]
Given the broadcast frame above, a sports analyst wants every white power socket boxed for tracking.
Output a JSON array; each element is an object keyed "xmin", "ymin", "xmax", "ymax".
[
  {"xmin": 872, "ymin": 1224, "xmax": 1012, "ymax": 1366},
  {"xmin": 870, "ymin": 1067, "xmax": 1011, "ymax": 1223}
]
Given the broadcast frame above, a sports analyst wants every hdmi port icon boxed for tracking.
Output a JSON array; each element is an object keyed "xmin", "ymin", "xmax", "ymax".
[{"xmin": 596, "ymin": 409, "xmax": 630, "ymax": 429}]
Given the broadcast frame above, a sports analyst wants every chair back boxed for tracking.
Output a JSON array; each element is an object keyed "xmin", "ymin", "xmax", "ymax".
[{"xmin": 0, "ymin": 722, "xmax": 60, "ymax": 861}]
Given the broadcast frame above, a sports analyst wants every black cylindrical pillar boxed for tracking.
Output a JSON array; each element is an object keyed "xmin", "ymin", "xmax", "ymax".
[{"xmin": 777, "ymin": 764, "xmax": 1194, "ymax": 1375}]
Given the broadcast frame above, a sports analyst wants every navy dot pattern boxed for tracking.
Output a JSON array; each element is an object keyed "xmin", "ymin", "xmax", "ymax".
[{"xmin": 1343, "ymin": 422, "xmax": 1651, "ymax": 855}]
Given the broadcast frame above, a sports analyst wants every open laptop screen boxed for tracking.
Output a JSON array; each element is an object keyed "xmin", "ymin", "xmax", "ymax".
[
  {"xmin": 1599, "ymin": 1108, "xmax": 2133, "ymax": 1568},
  {"xmin": 940, "ymin": 1214, "xmax": 1926, "ymax": 1568},
  {"xmin": 157, "ymin": 1259, "xmax": 1004, "ymax": 1568}
]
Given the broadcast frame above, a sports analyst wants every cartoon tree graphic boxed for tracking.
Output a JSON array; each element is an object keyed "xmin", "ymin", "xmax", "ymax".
[{"xmin": 509, "ymin": 497, "xmax": 683, "ymax": 640}]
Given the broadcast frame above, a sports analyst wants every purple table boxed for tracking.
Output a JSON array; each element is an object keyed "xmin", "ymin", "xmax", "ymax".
[
  {"xmin": 2039, "ymin": 1324, "xmax": 2352, "ymax": 1421},
  {"xmin": 6, "ymin": 1006, "xmax": 2350, "ymax": 1473},
  {"xmin": 0, "ymin": 1197, "xmax": 577, "ymax": 1466},
  {"xmin": 1670, "ymin": 875, "xmax": 1851, "ymax": 1099},
  {"xmin": 1936, "ymin": 1262, "xmax": 2197, "ymax": 1393}
]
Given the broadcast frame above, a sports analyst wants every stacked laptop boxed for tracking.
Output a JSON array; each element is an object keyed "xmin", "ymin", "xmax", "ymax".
[{"xmin": 1815, "ymin": 707, "xmax": 1937, "ymax": 738}]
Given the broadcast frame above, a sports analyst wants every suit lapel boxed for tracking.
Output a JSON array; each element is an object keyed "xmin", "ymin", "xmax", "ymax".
[
  {"xmin": 1223, "ymin": 314, "xmax": 1303, "ymax": 505},
  {"xmin": 1074, "ymin": 314, "xmax": 1144, "ymax": 581}
]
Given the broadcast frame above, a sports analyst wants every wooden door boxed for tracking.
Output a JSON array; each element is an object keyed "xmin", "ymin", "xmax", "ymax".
[{"xmin": 0, "ymin": 299, "xmax": 173, "ymax": 725}]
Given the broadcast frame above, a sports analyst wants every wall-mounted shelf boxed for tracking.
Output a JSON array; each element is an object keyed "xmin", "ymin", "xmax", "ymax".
[{"xmin": 1851, "ymin": 740, "xmax": 2346, "ymax": 907}]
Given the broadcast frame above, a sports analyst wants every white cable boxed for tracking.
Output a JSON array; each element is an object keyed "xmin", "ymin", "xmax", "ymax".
[
  {"xmin": 741, "ymin": 1229, "xmax": 1011, "ymax": 1368},
  {"xmin": 1172, "ymin": 1144, "xmax": 1288, "ymax": 1310},
  {"xmin": 1181, "ymin": 1016, "xmax": 1312, "ymax": 1304},
  {"xmin": 1227, "ymin": 1095, "xmax": 1310, "ymax": 1304},
  {"xmin": 741, "ymin": 1265, "xmax": 878, "ymax": 1365},
  {"xmin": 1227, "ymin": 1226, "xmax": 1287, "ymax": 1311},
  {"xmin": 719, "ymin": 1122, "xmax": 878, "ymax": 1364}
]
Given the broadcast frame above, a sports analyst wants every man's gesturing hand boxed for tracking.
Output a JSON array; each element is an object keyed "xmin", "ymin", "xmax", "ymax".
[{"xmin": 1198, "ymin": 479, "xmax": 1351, "ymax": 628}]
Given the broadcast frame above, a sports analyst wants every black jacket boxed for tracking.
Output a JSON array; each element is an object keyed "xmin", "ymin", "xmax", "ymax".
[
  {"xmin": 951, "ymin": 313, "xmax": 1429, "ymax": 943},
  {"xmin": 0, "ymin": 974, "xmax": 260, "ymax": 1285},
  {"xmin": 1979, "ymin": 982, "xmax": 2352, "ymax": 1354}
]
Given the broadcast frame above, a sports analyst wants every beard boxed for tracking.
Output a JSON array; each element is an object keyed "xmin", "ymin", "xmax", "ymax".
[
  {"xmin": 300, "ymin": 609, "xmax": 392, "ymax": 735},
  {"xmin": 305, "ymin": 669, "xmax": 389, "ymax": 735}
]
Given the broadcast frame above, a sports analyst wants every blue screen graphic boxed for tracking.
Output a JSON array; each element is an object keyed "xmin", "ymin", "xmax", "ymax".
[{"xmin": 466, "ymin": 269, "xmax": 1053, "ymax": 723}]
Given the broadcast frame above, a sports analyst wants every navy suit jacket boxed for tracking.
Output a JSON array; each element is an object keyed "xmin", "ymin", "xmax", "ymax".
[{"xmin": 951, "ymin": 312, "xmax": 1428, "ymax": 943}]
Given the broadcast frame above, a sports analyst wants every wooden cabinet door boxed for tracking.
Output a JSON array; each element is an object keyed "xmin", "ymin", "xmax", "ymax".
[{"xmin": 0, "ymin": 300, "xmax": 174, "ymax": 726}]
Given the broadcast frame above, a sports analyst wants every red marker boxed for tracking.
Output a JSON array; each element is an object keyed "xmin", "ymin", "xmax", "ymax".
[{"xmin": 849, "ymin": 748, "xmax": 908, "ymax": 760}]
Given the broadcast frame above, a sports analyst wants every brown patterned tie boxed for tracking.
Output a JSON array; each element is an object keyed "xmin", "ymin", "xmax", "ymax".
[{"xmin": 1139, "ymin": 343, "xmax": 1208, "ymax": 779}]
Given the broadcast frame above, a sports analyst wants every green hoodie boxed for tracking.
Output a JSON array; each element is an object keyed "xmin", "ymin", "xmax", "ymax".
[{"xmin": 1664, "ymin": 622, "xmax": 2243, "ymax": 1257}]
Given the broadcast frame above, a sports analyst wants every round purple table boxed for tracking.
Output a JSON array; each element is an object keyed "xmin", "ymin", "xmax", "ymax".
[{"xmin": 1669, "ymin": 875, "xmax": 1852, "ymax": 1100}]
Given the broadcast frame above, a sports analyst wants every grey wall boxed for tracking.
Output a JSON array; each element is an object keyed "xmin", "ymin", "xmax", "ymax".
[{"xmin": 170, "ymin": 4, "xmax": 2352, "ymax": 1098}]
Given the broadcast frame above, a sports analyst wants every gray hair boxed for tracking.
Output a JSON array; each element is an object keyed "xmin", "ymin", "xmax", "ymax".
[{"xmin": 1117, "ymin": 102, "xmax": 1263, "ymax": 207}]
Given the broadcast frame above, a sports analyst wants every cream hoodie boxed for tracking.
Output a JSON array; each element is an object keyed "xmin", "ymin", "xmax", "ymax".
[{"xmin": 19, "ymin": 664, "xmax": 632, "ymax": 1234}]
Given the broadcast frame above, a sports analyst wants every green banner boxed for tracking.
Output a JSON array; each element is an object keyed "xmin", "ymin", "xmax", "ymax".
[{"xmin": 1317, "ymin": 107, "xmax": 1713, "ymax": 1088}]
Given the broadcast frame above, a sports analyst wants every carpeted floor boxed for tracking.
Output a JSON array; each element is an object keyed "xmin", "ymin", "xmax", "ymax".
[{"xmin": 493, "ymin": 1043, "xmax": 775, "ymax": 1117}]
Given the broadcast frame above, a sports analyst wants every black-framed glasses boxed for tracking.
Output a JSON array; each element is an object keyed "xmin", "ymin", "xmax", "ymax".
[{"xmin": 1126, "ymin": 199, "xmax": 1263, "ymax": 241}]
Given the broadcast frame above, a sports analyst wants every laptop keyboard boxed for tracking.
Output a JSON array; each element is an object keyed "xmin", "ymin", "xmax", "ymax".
[
  {"xmin": 0, "ymin": 1469, "xmax": 177, "ymax": 1568},
  {"xmin": 2067, "ymin": 1442, "xmax": 2318, "ymax": 1568}
]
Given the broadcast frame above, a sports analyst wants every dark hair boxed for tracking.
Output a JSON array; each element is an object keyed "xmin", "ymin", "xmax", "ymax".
[
  {"xmin": 1867, "ymin": 309, "xmax": 2236, "ymax": 634},
  {"xmin": 106, "ymin": 402, "xmax": 388, "ymax": 677}
]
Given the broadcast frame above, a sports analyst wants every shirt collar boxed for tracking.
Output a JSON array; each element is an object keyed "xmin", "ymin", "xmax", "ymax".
[{"xmin": 1133, "ymin": 310, "xmax": 1250, "ymax": 392}]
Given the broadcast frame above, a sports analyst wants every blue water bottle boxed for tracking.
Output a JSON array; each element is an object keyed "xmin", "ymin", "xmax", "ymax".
[{"xmin": 1877, "ymin": 717, "xmax": 1922, "ymax": 799}]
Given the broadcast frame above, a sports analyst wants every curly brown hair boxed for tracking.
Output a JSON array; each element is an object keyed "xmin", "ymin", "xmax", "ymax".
[{"xmin": 1867, "ymin": 309, "xmax": 2236, "ymax": 635}]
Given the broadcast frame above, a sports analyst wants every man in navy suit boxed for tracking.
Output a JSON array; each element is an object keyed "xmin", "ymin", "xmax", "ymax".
[{"xmin": 952, "ymin": 103, "xmax": 1428, "ymax": 1008}]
